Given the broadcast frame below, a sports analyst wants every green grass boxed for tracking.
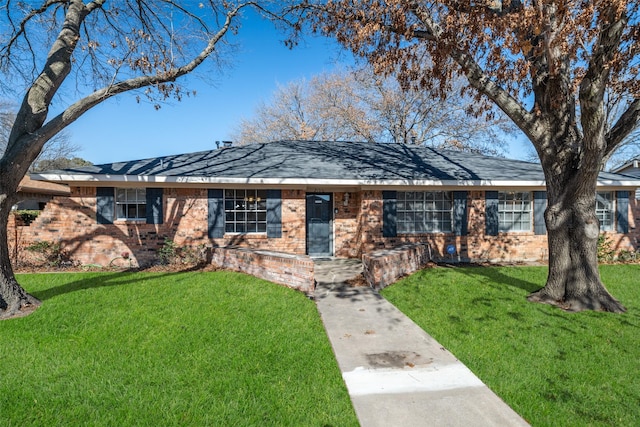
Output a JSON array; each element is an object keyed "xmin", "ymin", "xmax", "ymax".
[
  {"xmin": 381, "ymin": 264, "xmax": 640, "ymax": 427},
  {"xmin": 0, "ymin": 271, "xmax": 358, "ymax": 426}
]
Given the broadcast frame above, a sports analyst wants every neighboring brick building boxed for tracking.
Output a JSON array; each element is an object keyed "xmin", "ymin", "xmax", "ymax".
[{"xmin": 21, "ymin": 140, "xmax": 639, "ymax": 272}]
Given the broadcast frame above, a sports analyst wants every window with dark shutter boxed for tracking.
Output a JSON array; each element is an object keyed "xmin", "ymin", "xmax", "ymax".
[
  {"xmin": 453, "ymin": 191, "xmax": 468, "ymax": 236},
  {"xmin": 616, "ymin": 191, "xmax": 629, "ymax": 234},
  {"xmin": 533, "ymin": 191, "xmax": 547, "ymax": 235},
  {"xmin": 485, "ymin": 191, "xmax": 499, "ymax": 236},
  {"xmin": 96, "ymin": 187, "xmax": 115, "ymax": 224},
  {"xmin": 382, "ymin": 191, "xmax": 397, "ymax": 237},
  {"xmin": 208, "ymin": 189, "xmax": 224, "ymax": 238},
  {"xmin": 146, "ymin": 188, "xmax": 163, "ymax": 225},
  {"xmin": 266, "ymin": 190, "xmax": 282, "ymax": 238}
]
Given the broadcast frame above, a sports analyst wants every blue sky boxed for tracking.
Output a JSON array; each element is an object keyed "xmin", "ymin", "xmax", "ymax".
[
  {"xmin": 64, "ymin": 14, "xmax": 351, "ymax": 165},
  {"xmin": 60, "ymin": 11, "xmax": 529, "ymax": 165}
]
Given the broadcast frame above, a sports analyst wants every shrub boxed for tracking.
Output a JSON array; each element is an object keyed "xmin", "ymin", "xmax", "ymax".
[
  {"xmin": 157, "ymin": 238, "xmax": 179, "ymax": 265},
  {"xmin": 157, "ymin": 239, "xmax": 208, "ymax": 266},
  {"xmin": 13, "ymin": 209, "xmax": 40, "ymax": 225},
  {"xmin": 597, "ymin": 234, "xmax": 615, "ymax": 262},
  {"xmin": 25, "ymin": 241, "xmax": 74, "ymax": 267},
  {"xmin": 617, "ymin": 249, "xmax": 637, "ymax": 263}
]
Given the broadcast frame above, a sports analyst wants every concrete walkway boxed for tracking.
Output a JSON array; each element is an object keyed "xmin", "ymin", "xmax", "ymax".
[{"xmin": 313, "ymin": 259, "xmax": 530, "ymax": 427}]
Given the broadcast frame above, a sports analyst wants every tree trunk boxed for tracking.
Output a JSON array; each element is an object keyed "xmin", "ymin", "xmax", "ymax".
[
  {"xmin": 0, "ymin": 193, "xmax": 40, "ymax": 319},
  {"xmin": 527, "ymin": 175, "xmax": 626, "ymax": 313}
]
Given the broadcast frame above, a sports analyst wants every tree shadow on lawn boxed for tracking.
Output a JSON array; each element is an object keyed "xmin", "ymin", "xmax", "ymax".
[
  {"xmin": 29, "ymin": 265, "xmax": 207, "ymax": 302},
  {"xmin": 435, "ymin": 263, "xmax": 543, "ymax": 294}
]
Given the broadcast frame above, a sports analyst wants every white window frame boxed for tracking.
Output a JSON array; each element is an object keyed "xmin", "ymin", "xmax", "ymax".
[
  {"xmin": 397, "ymin": 191, "xmax": 453, "ymax": 233},
  {"xmin": 115, "ymin": 188, "xmax": 146, "ymax": 220},
  {"xmin": 596, "ymin": 192, "xmax": 614, "ymax": 231},
  {"xmin": 498, "ymin": 191, "xmax": 531, "ymax": 232},
  {"xmin": 224, "ymin": 189, "xmax": 268, "ymax": 234}
]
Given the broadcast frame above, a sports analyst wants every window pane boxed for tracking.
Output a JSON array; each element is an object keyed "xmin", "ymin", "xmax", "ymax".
[
  {"xmin": 223, "ymin": 188, "xmax": 268, "ymax": 233},
  {"xmin": 396, "ymin": 191, "xmax": 453, "ymax": 234},
  {"xmin": 125, "ymin": 188, "xmax": 136, "ymax": 202},
  {"xmin": 498, "ymin": 192, "xmax": 531, "ymax": 232},
  {"xmin": 117, "ymin": 204, "xmax": 126, "ymax": 219}
]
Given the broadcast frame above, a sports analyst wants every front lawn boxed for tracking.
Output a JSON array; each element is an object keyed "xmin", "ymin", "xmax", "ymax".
[
  {"xmin": 0, "ymin": 271, "xmax": 358, "ymax": 426},
  {"xmin": 381, "ymin": 265, "xmax": 640, "ymax": 427}
]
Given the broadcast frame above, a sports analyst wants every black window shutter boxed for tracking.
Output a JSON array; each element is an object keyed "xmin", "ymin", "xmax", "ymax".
[
  {"xmin": 96, "ymin": 187, "xmax": 114, "ymax": 224},
  {"xmin": 266, "ymin": 190, "xmax": 282, "ymax": 238},
  {"xmin": 533, "ymin": 191, "xmax": 547, "ymax": 235},
  {"xmin": 485, "ymin": 191, "xmax": 499, "ymax": 236},
  {"xmin": 453, "ymin": 191, "xmax": 468, "ymax": 236},
  {"xmin": 146, "ymin": 188, "xmax": 163, "ymax": 224},
  {"xmin": 616, "ymin": 191, "xmax": 629, "ymax": 234},
  {"xmin": 208, "ymin": 189, "xmax": 224, "ymax": 238},
  {"xmin": 382, "ymin": 191, "xmax": 397, "ymax": 237}
]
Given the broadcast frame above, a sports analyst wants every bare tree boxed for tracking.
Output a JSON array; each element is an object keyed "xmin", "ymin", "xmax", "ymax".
[
  {"xmin": 0, "ymin": 1, "xmax": 295, "ymax": 319},
  {"xmin": 232, "ymin": 71, "xmax": 378, "ymax": 143},
  {"xmin": 233, "ymin": 67, "xmax": 514, "ymax": 154},
  {"xmin": 299, "ymin": 1, "xmax": 640, "ymax": 312},
  {"xmin": 1, "ymin": 102, "xmax": 85, "ymax": 172}
]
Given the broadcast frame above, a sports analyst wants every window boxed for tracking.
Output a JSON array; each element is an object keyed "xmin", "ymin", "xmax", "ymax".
[
  {"xmin": 596, "ymin": 192, "xmax": 614, "ymax": 231},
  {"xmin": 224, "ymin": 189, "xmax": 268, "ymax": 233},
  {"xmin": 397, "ymin": 191, "xmax": 452, "ymax": 233},
  {"xmin": 116, "ymin": 188, "xmax": 146, "ymax": 220},
  {"xmin": 498, "ymin": 192, "xmax": 531, "ymax": 232}
]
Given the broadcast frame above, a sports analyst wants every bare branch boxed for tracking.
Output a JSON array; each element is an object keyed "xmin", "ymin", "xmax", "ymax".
[
  {"xmin": 33, "ymin": 3, "xmax": 248, "ymax": 146},
  {"xmin": 605, "ymin": 98, "xmax": 640, "ymax": 157}
]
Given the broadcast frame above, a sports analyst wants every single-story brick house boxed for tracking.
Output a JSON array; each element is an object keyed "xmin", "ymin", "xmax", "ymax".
[
  {"xmin": 15, "ymin": 175, "xmax": 70, "ymax": 210},
  {"xmin": 25, "ymin": 140, "xmax": 640, "ymax": 284},
  {"xmin": 613, "ymin": 158, "xmax": 640, "ymax": 200}
]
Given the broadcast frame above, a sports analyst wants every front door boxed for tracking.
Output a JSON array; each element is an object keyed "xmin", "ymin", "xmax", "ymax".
[{"xmin": 306, "ymin": 193, "xmax": 333, "ymax": 256}]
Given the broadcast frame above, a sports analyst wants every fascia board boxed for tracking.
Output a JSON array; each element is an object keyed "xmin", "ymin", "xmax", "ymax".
[{"xmin": 30, "ymin": 173, "xmax": 640, "ymax": 188}]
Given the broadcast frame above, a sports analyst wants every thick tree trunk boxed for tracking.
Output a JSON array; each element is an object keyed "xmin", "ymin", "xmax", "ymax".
[
  {"xmin": 0, "ymin": 193, "xmax": 41, "ymax": 319},
  {"xmin": 527, "ymin": 177, "xmax": 626, "ymax": 313}
]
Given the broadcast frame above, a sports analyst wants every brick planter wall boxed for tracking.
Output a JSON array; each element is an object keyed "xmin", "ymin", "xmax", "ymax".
[
  {"xmin": 362, "ymin": 243, "xmax": 432, "ymax": 290},
  {"xmin": 211, "ymin": 247, "xmax": 315, "ymax": 294}
]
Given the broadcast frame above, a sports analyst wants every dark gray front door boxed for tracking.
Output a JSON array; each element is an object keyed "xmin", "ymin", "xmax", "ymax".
[{"xmin": 306, "ymin": 193, "xmax": 333, "ymax": 256}]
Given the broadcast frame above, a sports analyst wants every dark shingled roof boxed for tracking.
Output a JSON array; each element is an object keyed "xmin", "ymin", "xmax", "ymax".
[{"xmin": 33, "ymin": 140, "xmax": 634, "ymax": 185}]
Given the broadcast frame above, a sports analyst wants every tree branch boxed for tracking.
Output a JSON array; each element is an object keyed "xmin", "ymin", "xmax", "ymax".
[
  {"xmin": 579, "ymin": 6, "xmax": 628, "ymax": 122},
  {"xmin": 410, "ymin": 3, "xmax": 538, "ymax": 143},
  {"xmin": 604, "ymin": 98, "xmax": 640, "ymax": 158},
  {"xmin": 35, "ymin": 2, "xmax": 246, "ymax": 145}
]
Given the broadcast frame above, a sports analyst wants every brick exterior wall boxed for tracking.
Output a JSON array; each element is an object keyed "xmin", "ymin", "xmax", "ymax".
[
  {"xmin": 7, "ymin": 186, "xmax": 639, "ymax": 270},
  {"xmin": 348, "ymin": 190, "xmax": 639, "ymax": 263},
  {"xmin": 8, "ymin": 187, "xmax": 306, "ymax": 268}
]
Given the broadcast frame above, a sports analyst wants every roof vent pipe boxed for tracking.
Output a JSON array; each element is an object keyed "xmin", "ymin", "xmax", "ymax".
[{"xmin": 215, "ymin": 141, "xmax": 220, "ymax": 149}]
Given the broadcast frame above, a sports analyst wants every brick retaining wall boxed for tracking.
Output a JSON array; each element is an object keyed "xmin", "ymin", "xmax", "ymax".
[
  {"xmin": 211, "ymin": 247, "xmax": 315, "ymax": 294},
  {"xmin": 362, "ymin": 243, "xmax": 432, "ymax": 290}
]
